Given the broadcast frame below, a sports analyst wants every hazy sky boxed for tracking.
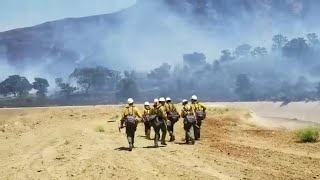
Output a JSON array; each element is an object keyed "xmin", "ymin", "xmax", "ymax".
[{"xmin": 0, "ymin": 0, "xmax": 136, "ymax": 32}]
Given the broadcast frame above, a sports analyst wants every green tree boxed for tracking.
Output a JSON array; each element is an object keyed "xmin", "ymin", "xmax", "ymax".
[
  {"xmin": 219, "ymin": 49, "xmax": 234, "ymax": 62},
  {"xmin": 233, "ymin": 44, "xmax": 252, "ymax": 58},
  {"xmin": 307, "ymin": 33, "xmax": 320, "ymax": 48},
  {"xmin": 212, "ymin": 60, "xmax": 221, "ymax": 71},
  {"xmin": 293, "ymin": 76, "xmax": 309, "ymax": 101},
  {"xmin": 0, "ymin": 75, "xmax": 32, "ymax": 97},
  {"xmin": 124, "ymin": 70, "xmax": 137, "ymax": 80},
  {"xmin": 282, "ymin": 38, "xmax": 310, "ymax": 59},
  {"xmin": 251, "ymin": 47, "xmax": 268, "ymax": 57},
  {"xmin": 279, "ymin": 81, "xmax": 293, "ymax": 102},
  {"xmin": 183, "ymin": 52, "xmax": 206, "ymax": 67},
  {"xmin": 70, "ymin": 66, "xmax": 121, "ymax": 93},
  {"xmin": 147, "ymin": 63, "xmax": 171, "ymax": 83},
  {"xmin": 116, "ymin": 71, "xmax": 139, "ymax": 101},
  {"xmin": 0, "ymin": 83, "xmax": 9, "ymax": 96},
  {"xmin": 272, "ymin": 34, "xmax": 288, "ymax": 52},
  {"xmin": 33, "ymin": 78, "xmax": 49, "ymax": 97},
  {"xmin": 55, "ymin": 78, "xmax": 78, "ymax": 97},
  {"xmin": 235, "ymin": 74, "xmax": 254, "ymax": 101}
]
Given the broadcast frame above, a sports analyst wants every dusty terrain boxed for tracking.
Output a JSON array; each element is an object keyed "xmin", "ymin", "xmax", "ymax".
[
  {"xmin": 208, "ymin": 102, "xmax": 320, "ymax": 124},
  {"xmin": 0, "ymin": 104, "xmax": 320, "ymax": 180}
]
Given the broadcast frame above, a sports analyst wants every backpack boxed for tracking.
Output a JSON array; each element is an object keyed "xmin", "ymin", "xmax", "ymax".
[
  {"xmin": 185, "ymin": 115, "xmax": 196, "ymax": 124},
  {"xmin": 193, "ymin": 104, "xmax": 206, "ymax": 121},
  {"xmin": 143, "ymin": 109, "xmax": 151, "ymax": 122},
  {"xmin": 125, "ymin": 107, "xmax": 137, "ymax": 126},
  {"xmin": 166, "ymin": 104, "xmax": 180, "ymax": 122},
  {"xmin": 150, "ymin": 115, "xmax": 161, "ymax": 127},
  {"xmin": 168, "ymin": 111, "xmax": 179, "ymax": 122},
  {"xmin": 126, "ymin": 115, "xmax": 137, "ymax": 125},
  {"xmin": 149, "ymin": 108, "xmax": 162, "ymax": 127},
  {"xmin": 144, "ymin": 113, "xmax": 158, "ymax": 123},
  {"xmin": 195, "ymin": 111, "xmax": 206, "ymax": 120},
  {"xmin": 143, "ymin": 114, "xmax": 150, "ymax": 122}
]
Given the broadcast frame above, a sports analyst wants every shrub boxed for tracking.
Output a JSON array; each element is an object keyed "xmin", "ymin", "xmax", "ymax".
[
  {"xmin": 64, "ymin": 140, "xmax": 70, "ymax": 145},
  {"xmin": 296, "ymin": 127, "xmax": 320, "ymax": 142},
  {"xmin": 95, "ymin": 125, "xmax": 105, "ymax": 133}
]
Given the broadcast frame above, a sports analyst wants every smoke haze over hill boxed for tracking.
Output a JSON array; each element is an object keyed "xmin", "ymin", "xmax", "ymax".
[{"xmin": 0, "ymin": 0, "xmax": 320, "ymax": 102}]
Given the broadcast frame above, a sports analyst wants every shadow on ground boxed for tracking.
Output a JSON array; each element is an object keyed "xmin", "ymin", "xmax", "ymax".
[
  {"xmin": 107, "ymin": 120, "xmax": 116, "ymax": 123},
  {"xmin": 142, "ymin": 145, "xmax": 166, "ymax": 149},
  {"xmin": 174, "ymin": 142, "xmax": 195, "ymax": 145},
  {"xmin": 114, "ymin": 147, "xmax": 131, "ymax": 151}
]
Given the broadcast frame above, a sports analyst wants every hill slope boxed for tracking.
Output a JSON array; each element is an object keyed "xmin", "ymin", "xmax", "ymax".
[{"xmin": 0, "ymin": 0, "xmax": 319, "ymax": 74}]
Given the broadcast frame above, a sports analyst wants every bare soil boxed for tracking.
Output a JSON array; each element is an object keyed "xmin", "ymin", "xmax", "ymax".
[{"xmin": 0, "ymin": 105, "xmax": 319, "ymax": 180}]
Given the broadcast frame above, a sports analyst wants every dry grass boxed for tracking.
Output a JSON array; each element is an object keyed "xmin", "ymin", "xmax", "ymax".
[
  {"xmin": 64, "ymin": 140, "xmax": 71, "ymax": 145},
  {"xmin": 95, "ymin": 125, "xmax": 105, "ymax": 133}
]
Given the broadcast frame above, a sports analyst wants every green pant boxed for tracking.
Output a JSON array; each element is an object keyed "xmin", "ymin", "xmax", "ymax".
[
  {"xmin": 153, "ymin": 120, "xmax": 167, "ymax": 146},
  {"xmin": 194, "ymin": 119, "xmax": 202, "ymax": 140},
  {"xmin": 126, "ymin": 123, "xmax": 137, "ymax": 146},
  {"xmin": 167, "ymin": 120, "xmax": 177, "ymax": 140},
  {"xmin": 184, "ymin": 120, "xmax": 195, "ymax": 143},
  {"xmin": 144, "ymin": 122, "xmax": 152, "ymax": 139}
]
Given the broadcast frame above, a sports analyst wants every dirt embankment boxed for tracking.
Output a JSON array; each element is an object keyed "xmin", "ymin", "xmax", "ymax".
[
  {"xmin": 207, "ymin": 101, "xmax": 320, "ymax": 123},
  {"xmin": 0, "ymin": 105, "xmax": 319, "ymax": 180}
]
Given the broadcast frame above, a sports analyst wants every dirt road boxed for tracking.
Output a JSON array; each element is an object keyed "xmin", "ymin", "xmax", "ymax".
[{"xmin": 0, "ymin": 106, "xmax": 320, "ymax": 180}]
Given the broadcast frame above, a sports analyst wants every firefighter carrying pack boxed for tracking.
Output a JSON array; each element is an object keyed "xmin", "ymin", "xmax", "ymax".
[
  {"xmin": 125, "ymin": 106, "xmax": 137, "ymax": 126},
  {"xmin": 150, "ymin": 115, "xmax": 161, "ymax": 127},
  {"xmin": 166, "ymin": 103, "xmax": 179, "ymax": 122},
  {"xmin": 150, "ymin": 108, "xmax": 163, "ymax": 127},
  {"xmin": 143, "ymin": 109, "xmax": 151, "ymax": 123},
  {"xmin": 185, "ymin": 115, "xmax": 196, "ymax": 123},
  {"xmin": 194, "ymin": 104, "xmax": 206, "ymax": 121}
]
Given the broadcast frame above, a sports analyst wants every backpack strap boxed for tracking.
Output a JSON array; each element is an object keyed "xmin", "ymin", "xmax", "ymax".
[
  {"xmin": 156, "ymin": 106, "xmax": 163, "ymax": 117},
  {"xmin": 168, "ymin": 103, "xmax": 176, "ymax": 112},
  {"xmin": 145, "ymin": 108, "xmax": 150, "ymax": 115},
  {"xmin": 194, "ymin": 103, "xmax": 200, "ymax": 111},
  {"xmin": 127, "ymin": 106, "xmax": 134, "ymax": 116},
  {"xmin": 170, "ymin": 103, "xmax": 174, "ymax": 112}
]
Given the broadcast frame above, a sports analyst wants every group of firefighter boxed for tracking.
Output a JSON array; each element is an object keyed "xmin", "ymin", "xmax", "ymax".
[{"xmin": 119, "ymin": 95, "xmax": 206, "ymax": 151}]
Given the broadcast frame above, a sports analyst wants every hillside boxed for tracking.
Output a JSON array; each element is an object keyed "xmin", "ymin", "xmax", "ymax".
[{"xmin": 0, "ymin": 0, "xmax": 319, "ymax": 73}]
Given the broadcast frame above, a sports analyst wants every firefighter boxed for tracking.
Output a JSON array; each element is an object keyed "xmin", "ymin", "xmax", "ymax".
[
  {"xmin": 142, "ymin": 101, "xmax": 152, "ymax": 140},
  {"xmin": 157, "ymin": 97, "xmax": 168, "ymax": 145},
  {"xmin": 119, "ymin": 98, "xmax": 142, "ymax": 151},
  {"xmin": 190, "ymin": 95, "xmax": 206, "ymax": 140},
  {"xmin": 148, "ymin": 98, "xmax": 166, "ymax": 147},
  {"xmin": 181, "ymin": 99, "xmax": 196, "ymax": 144},
  {"xmin": 164, "ymin": 97, "xmax": 180, "ymax": 142}
]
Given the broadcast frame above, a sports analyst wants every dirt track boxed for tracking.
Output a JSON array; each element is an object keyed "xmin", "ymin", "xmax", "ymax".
[{"xmin": 0, "ymin": 105, "xmax": 320, "ymax": 180}]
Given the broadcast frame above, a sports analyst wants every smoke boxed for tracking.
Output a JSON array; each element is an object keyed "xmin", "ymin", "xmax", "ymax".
[{"xmin": 1, "ymin": 0, "xmax": 320, "ymax": 99}]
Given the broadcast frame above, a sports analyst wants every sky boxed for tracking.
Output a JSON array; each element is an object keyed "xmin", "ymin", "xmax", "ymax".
[{"xmin": 0, "ymin": 0, "xmax": 136, "ymax": 32}]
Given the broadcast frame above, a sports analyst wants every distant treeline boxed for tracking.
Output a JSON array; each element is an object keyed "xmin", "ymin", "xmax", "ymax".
[{"xmin": 1, "ymin": 33, "xmax": 320, "ymax": 107}]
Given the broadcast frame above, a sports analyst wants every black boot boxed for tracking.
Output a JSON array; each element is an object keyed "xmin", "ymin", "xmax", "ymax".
[
  {"xmin": 169, "ymin": 135, "xmax": 173, "ymax": 142},
  {"xmin": 191, "ymin": 137, "xmax": 195, "ymax": 145},
  {"xmin": 146, "ymin": 130, "xmax": 151, "ymax": 140},
  {"xmin": 195, "ymin": 129, "xmax": 200, "ymax": 140},
  {"xmin": 161, "ymin": 140, "xmax": 167, "ymax": 146},
  {"xmin": 154, "ymin": 133, "xmax": 159, "ymax": 148}
]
